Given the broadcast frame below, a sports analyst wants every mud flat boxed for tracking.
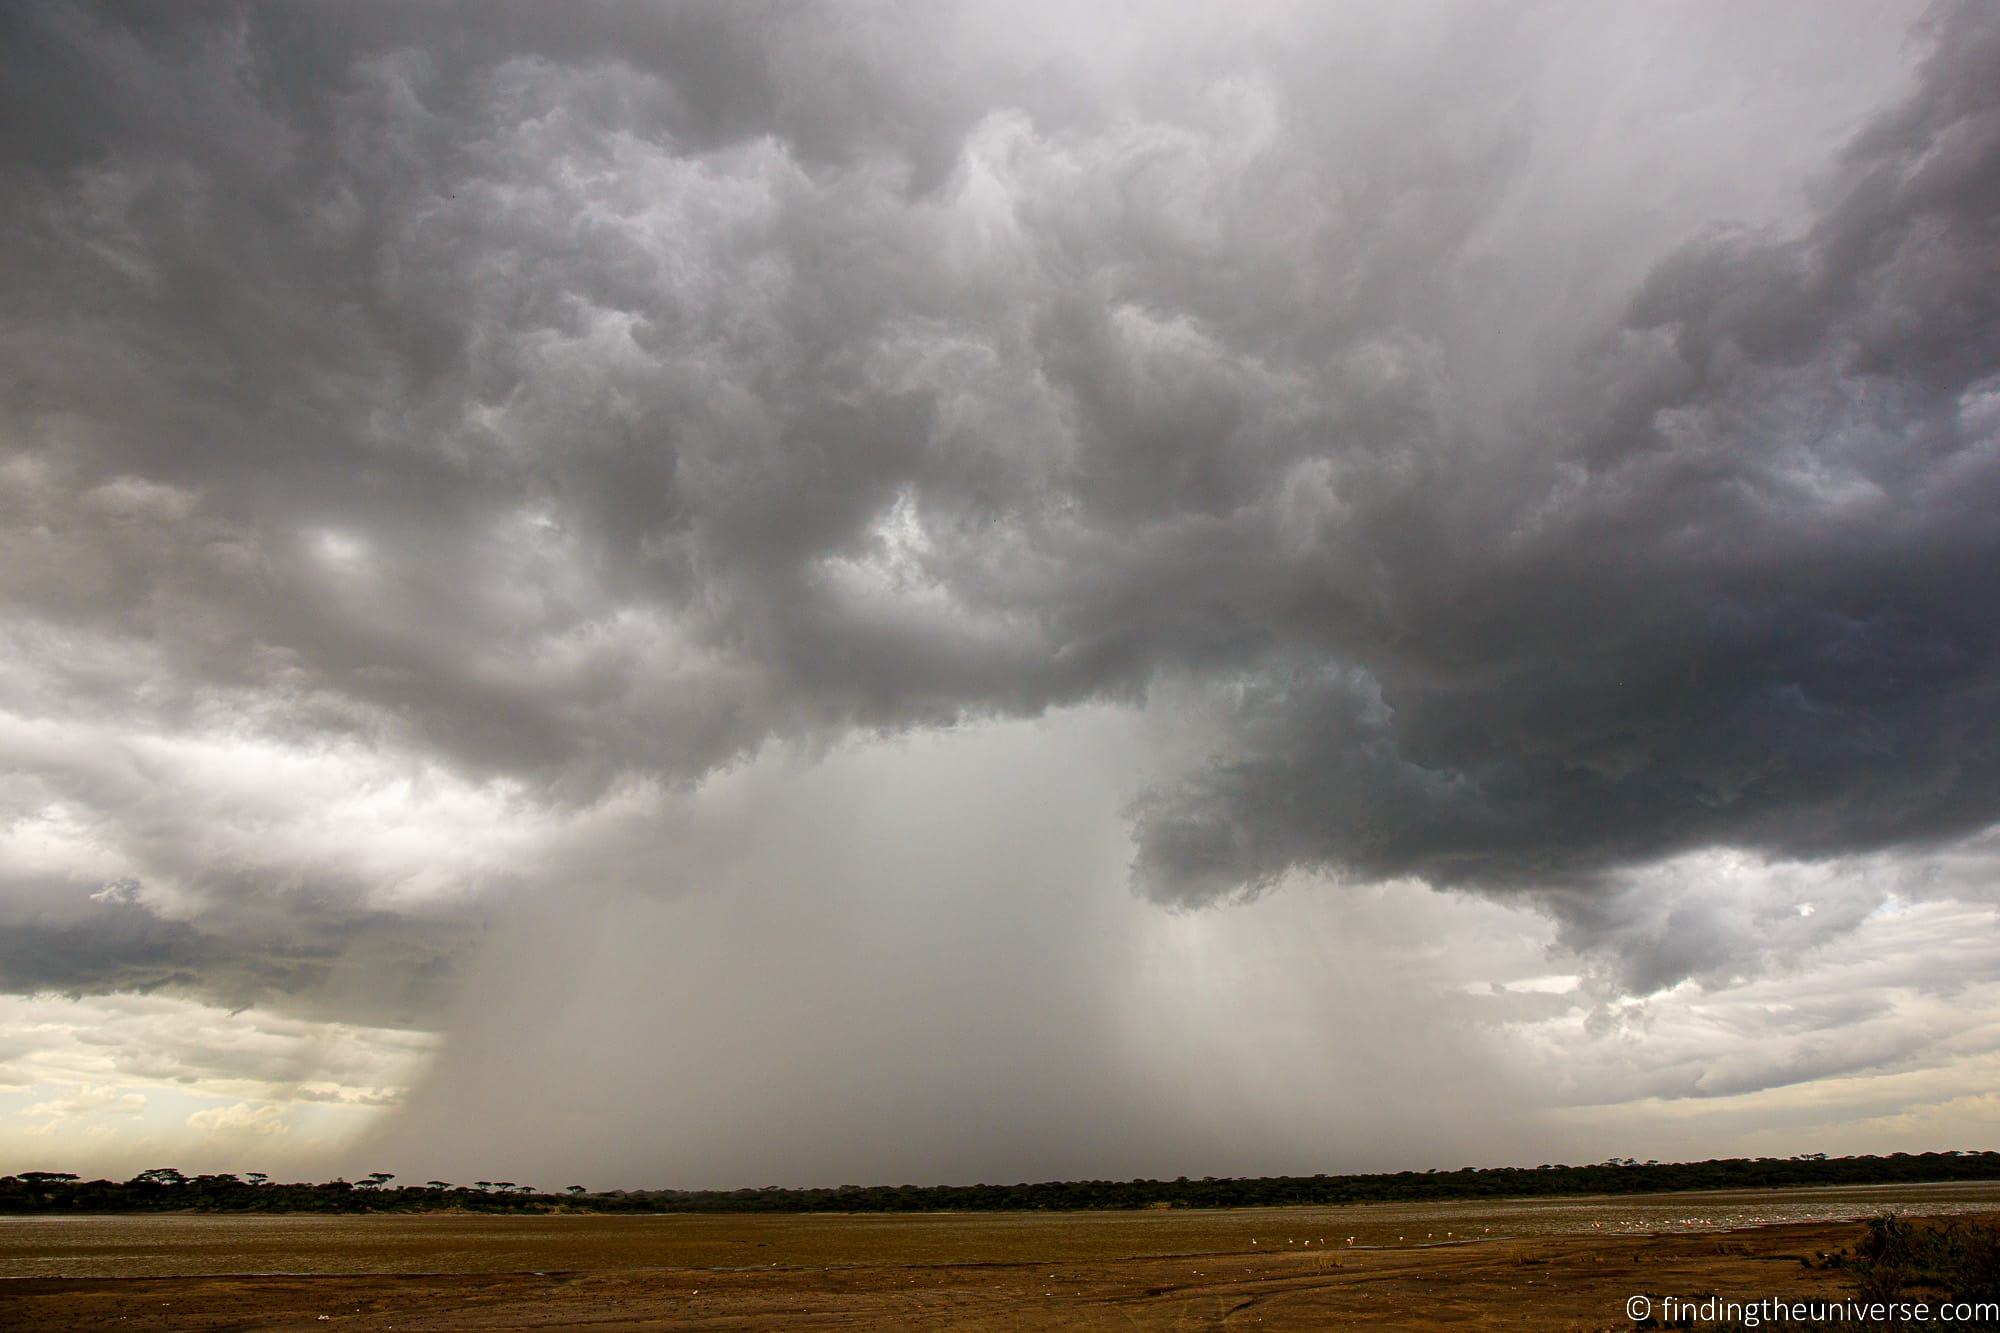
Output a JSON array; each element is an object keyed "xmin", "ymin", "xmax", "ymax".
[{"xmin": 4, "ymin": 1182, "xmax": 1997, "ymax": 1330}]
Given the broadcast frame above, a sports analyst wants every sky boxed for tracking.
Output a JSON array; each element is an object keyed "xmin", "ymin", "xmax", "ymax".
[{"xmin": 1, "ymin": 0, "xmax": 1997, "ymax": 1188}]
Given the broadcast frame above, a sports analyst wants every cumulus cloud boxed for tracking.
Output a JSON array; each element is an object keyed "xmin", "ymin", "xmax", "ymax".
[
  {"xmin": 186, "ymin": 1101, "xmax": 289, "ymax": 1138},
  {"xmin": 0, "ymin": 990, "xmax": 434, "ymax": 1175},
  {"xmin": 21, "ymin": 1085, "xmax": 147, "ymax": 1126},
  {"xmin": 0, "ymin": 990, "xmax": 435, "ymax": 1101}
]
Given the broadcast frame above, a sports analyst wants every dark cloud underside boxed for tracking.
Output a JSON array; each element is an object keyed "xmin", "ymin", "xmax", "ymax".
[{"xmin": 0, "ymin": 0, "xmax": 1994, "ymax": 1013}]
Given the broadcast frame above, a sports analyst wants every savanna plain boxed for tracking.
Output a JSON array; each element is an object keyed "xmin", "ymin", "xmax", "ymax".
[{"xmin": 6, "ymin": 1182, "xmax": 2000, "ymax": 1330}]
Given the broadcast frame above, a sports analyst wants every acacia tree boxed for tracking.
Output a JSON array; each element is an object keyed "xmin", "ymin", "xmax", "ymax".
[{"xmin": 16, "ymin": 1172, "xmax": 78, "ymax": 1201}]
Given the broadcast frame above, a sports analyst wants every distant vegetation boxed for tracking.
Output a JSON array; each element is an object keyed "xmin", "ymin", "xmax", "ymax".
[{"xmin": 4, "ymin": 1151, "xmax": 1999, "ymax": 1215}]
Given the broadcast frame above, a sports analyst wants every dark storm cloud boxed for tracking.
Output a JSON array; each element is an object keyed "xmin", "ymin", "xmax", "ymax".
[
  {"xmin": 1129, "ymin": 5, "xmax": 2000, "ymax": 909},
  {"xmin": 0, "ymin": 881, "xmax": 217, "ymax": 996},
  {"xmin": 0, "ymin": 873, "xmax": 462, "ymax": 1027},
  {"xmin": 0, "ymin": 0, "xmax": 1990, "ymax": 1011}
]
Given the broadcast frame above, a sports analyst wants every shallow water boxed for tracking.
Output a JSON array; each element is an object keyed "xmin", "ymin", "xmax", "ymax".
[{"xmin": 4, "ymin": 1180, "xmax": 1998, "ymax": 1279}]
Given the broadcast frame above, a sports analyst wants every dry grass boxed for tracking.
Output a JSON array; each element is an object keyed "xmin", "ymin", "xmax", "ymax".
[{"xmin": 0, "ymin": 1216, "xmax": 1886, "ymax": 1330}]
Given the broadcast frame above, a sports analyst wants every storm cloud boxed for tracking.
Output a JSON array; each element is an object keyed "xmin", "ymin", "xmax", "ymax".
[
  {"xmin": 3, "ymin": 0, "xmax": 1998, "ymax": 1180},
  {"xmin": 1131, "ymin": 7, "xmax": 2000, "ymax": 907}
]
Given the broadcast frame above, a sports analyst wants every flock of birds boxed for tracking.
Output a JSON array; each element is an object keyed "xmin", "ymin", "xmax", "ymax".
[
  {"xmin": 1240, "ymin": 1213, "xmax": 1763, "ymax": 1251},
  {"xmin": 1250, "ymin": 1223, "xmax": 1499, "ymax": 1247}
]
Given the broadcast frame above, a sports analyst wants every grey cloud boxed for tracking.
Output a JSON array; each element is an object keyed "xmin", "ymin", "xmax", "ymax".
[
  {"xmin": 0, "ymin": 0, "xmax": 1985, "ymax": 1022},
  {"xmin": 1129, "ymin": 5, "xmax": 2000, "ymax": 924},
  {"xmin": 1541, "ymin": 893, "xmax": 2000, "ymax": 1109},
  {"xmin": 0, "ymin": 883, "xmax": 217, "ymax": 996},
  {"xmin": 0, "ymin": 876, "xmax": 464, "ymax": 1028}
]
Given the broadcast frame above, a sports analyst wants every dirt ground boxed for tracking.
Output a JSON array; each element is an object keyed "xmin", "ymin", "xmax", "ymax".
[{"xmin": 0, "ymin": 1215, "xmax": 1878, "ymax": 1330}]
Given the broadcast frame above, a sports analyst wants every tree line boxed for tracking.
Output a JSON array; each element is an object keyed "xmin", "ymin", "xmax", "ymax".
[{"xmin": 4, "ymin": 1151, "xmax": 1997, "ymax": 1215}]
